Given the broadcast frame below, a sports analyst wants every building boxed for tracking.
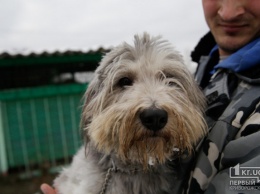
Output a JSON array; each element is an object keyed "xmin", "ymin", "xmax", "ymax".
[{"xmin": 0, "ymin": 49, "xmax": 107, "ymax": 176}]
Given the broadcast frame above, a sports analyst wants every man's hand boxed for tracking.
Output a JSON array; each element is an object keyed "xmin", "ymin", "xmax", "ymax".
[{"xmin": 40, "ymin": 183, "xmax": 57, "ymax": 194}]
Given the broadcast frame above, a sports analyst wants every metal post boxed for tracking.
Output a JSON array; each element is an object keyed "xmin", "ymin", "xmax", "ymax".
[{"xmin": 0, "ymin": 101, "xmax": 8, "ymax": 174}]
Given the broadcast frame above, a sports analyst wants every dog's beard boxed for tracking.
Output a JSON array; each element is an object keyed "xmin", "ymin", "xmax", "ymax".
[{"xmin": 85, "ymin": 104, "xmax": 203, "ymax": 168}]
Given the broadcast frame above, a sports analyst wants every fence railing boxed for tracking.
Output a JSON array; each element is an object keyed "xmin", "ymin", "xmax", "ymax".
[{"xmin": 0, "ymin": 83, "xmax": 87, "ymax": 175}]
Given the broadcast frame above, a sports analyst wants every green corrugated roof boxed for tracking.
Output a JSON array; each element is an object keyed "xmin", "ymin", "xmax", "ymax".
[{"xmin": 0, "ymin": 49, "xmax": 109, "ymax": 67}]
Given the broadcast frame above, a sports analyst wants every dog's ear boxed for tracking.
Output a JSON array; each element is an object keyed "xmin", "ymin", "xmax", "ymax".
[
  {"xmin": 81, "ymin": 45, "xmax": 133, "ymax": 135},
  {"xmin": 82, "ymin": 47, "xmax": 126, "ymax": 107},
  {"xmin": 81, "ymin": 76, "xmax": 101, "ymax": 121},
  {"xmin": 80, "ymin": 49, "xmax": 121, "ymax": 126},
  {"xmin": 80, "ymin": 76, "xmax": 102, "ymax": 143},
  {"xmin": 98, "ymin": 43, "xmax": 134, "ymax": 72},
  {"xmin": 84, "ymin": 78, "xmax": 100, "ymax": 108},
  {"xmin": 82, "ymin": 47, "xmax": 120, "ymax": 112}
]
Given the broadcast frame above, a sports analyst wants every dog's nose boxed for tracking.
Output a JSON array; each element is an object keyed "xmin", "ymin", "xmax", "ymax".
[{"xmin": 139, "ymin": 108, "xmax": 168, "ymax": 131}]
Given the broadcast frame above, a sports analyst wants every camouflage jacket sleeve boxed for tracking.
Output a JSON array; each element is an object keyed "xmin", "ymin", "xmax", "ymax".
[{"xmin": 187, "ymin": 70, "xmax": 260, "ymax": 194}]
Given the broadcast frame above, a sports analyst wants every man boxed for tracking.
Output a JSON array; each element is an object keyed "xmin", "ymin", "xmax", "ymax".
[
  {"xmin": 187, "ymin": 0, "xmax": 260, "ymax": 193},
  {"xmin": 41, "ymin": 0, "xmax": 260, "ymax": 193}
]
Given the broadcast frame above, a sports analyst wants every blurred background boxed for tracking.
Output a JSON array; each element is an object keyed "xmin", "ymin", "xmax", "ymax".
[{"xmin": 0, "ymin": 0, "xmax": 208, "ymax": 193}]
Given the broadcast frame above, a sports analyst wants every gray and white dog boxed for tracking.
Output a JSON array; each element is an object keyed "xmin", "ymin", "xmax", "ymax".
[{"xmin": 54, "ymin": 33, "xmax": 206, "ymax": 194}]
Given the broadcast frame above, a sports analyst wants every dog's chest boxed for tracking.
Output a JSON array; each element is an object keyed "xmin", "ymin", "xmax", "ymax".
[
  {"xmin": 102, "ymin": 167, "xmax": 179, "ymax": 194},
  {"xmin": 55, "ymin": 148, "xmax": 183, "ymax": 194}
]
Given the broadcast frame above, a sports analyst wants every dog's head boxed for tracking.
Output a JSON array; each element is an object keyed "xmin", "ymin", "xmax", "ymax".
[{"xmin": 82, "ymin": 33, "xmax": 206, "ymax": 167}]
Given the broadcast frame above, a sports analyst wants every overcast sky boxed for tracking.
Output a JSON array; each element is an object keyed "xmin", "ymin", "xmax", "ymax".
[{"xmin": 0, "ymin": 0, "xmax": 209, "ymax": 55}]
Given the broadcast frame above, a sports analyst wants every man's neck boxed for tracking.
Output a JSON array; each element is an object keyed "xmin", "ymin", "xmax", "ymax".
[
  {"xmin": 219, "ymin": 55, "xmax": 229, "ymax": 63},
  {"xmin": 219, "ymin": 48, "xmax": 233, "ymax": 57}
]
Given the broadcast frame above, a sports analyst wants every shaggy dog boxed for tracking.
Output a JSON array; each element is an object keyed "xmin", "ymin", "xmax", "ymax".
[{"xmin": 54, "ymin": 33, "xmax": 206, "ymax": 194}]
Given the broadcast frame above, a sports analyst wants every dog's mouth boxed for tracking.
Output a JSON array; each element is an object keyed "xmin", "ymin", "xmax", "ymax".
[
  {"xmin": 147, "ymin": 130, "xmax": 170, "ymax": 140},
  {"xmin": 136, "ymin": 130, "xmax": 166, "ymax": 140},
  {"xmin": 149, "ymin": 131, "xmax": 161, "ymax": 137}
]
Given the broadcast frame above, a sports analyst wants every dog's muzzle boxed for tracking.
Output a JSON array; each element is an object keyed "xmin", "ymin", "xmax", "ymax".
[{"xmin": 139, "ymin": 108, "xmax": 168, "ymax": 131}]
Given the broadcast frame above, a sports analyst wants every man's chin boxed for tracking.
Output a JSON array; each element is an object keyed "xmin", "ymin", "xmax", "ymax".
[{"xmin": 216, "ymin": 36, "xmax": 251, "ymax": 55}]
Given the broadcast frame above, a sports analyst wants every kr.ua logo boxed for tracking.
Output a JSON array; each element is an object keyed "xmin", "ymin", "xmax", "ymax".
[{"xmin": 230, "ymin": 163, "xmax": 260, "ymax": 183}]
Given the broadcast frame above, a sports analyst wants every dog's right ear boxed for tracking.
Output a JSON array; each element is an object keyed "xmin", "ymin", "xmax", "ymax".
[
  {"xmin": 84, "ymin": 78, "xmax": 99, "ymax": 107},
  {"xmin": 84, "ymin": 48, "xmax": 118, "ymax": 106},
  {"xmin": 81, "ymin": 45, "xmax": 132, "ymax": 128},
  {"xmin": 81, "ymin": 74, "xmax": 102, "ymax": 119},
  {"xmin": 80, "ymin": 76, "xmax": 102, "ymax": 143}
]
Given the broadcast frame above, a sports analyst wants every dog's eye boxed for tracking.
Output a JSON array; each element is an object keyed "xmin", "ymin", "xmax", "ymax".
[
  {"xmin": 167, "ymin": 80, "xmax": 178, "ymax": 87},
  {"xmin": 118, "ymin": 77, "xmax": 133, "ymax": 87},
  {"xmin": 168, "ymin": 81, "xmax": 175, "ymax": 86}
]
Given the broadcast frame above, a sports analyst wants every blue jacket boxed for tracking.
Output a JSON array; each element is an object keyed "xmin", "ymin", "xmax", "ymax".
[{"xmin": 212, "ymin": 37, "xmax": 260, "ymax": 73}]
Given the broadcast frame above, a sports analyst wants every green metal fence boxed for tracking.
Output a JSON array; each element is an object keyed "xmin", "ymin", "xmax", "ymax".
[{"xmin": 0, "ymin": 83, "xmax": 87, "ymax": 174}]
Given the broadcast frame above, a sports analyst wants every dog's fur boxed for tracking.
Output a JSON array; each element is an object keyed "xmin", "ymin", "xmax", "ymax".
[{"xmin": 54, "ymin": 33, "xmax": 206, "ymax": 194}]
